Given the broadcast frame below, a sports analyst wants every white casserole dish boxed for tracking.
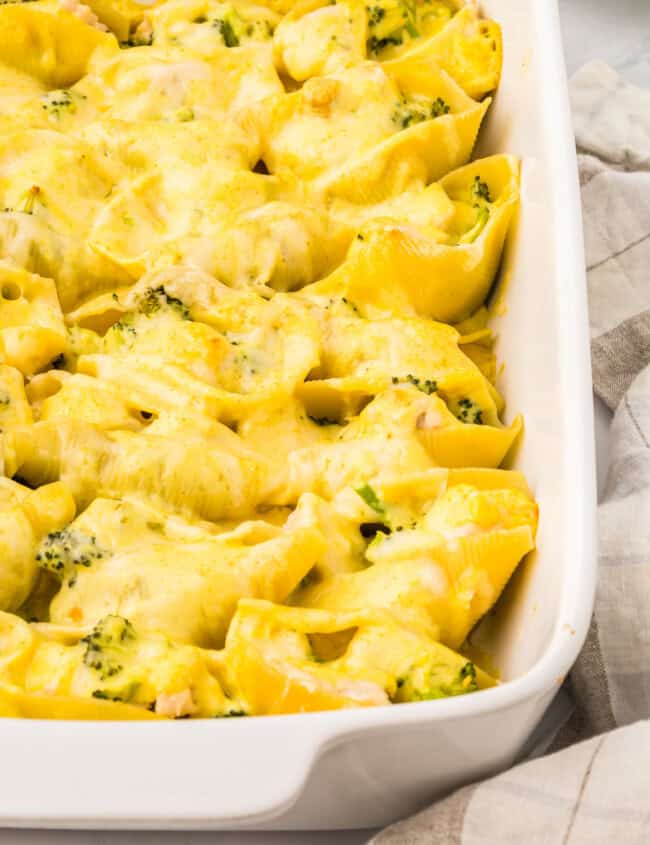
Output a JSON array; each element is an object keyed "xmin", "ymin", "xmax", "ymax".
[{"xmin": 0, "ymin": 0, "xmax": 596, "ymax": 830}]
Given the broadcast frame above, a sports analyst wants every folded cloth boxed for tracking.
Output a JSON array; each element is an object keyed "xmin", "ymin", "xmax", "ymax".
[
  {"xmin": 576, "ymin": 63, "xmax": 650, "ymax": 411},
  {"xmin": 371, "ymin": 61, "xmax": 650, "ymax": 845}
]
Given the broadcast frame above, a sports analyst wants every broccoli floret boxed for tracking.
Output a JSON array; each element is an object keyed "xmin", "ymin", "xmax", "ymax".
[
  {"xmin": 91, "ymin": 689, "xmax": 116, "ymax": 700},
  {"xmin": 41, "ymin": 89, "xmax": 83, "ymax": 119},
  {"xmin": 81, "ymin": 615, "xmax": 136, "ymax": 682},
  {"xmin": 366, "ymin": 5, "xmax": 385, "ymax": 25},
  {"xmin": 456, "ymin": 175, "xmax": 493, "ymax": 243},
  {"xmin": 391, "ymin": 97, "xmax": 420, "ymax": 129},
  {"xmin": 366, "ymin": 0, "xmax": 418, "ymax": 55},
  {"xmin": 391, "ymin": 374, "xmax": 438, "ymax": 394},
  {"xmin": 92, "ymin": 689, "xmax": 124, "ymax": 701},
  {"xmin": 395, "ymin": 659, "xmax": 478, "ymax": 702},
  {"xmin": 213, "ymin": 16, "xmax": 239, "ymax": 46},
  {"xmin": 112, "ymin": 285, "xmax": 190, "ymax": 339},
  {"xmin": 139, "ymin": 285, "xmax": 190, "ymax": 319},
  {"xmin": 245, "ymin": 18, "xmax": 273, "ymax": 38},
  {"xmin": 471, "ymin": 175, "xmax": 492, "ymax": 204},
  {"xmin": 35, "ymin": 529, "xmax": 107, "ymax": 587},
  {"xmin": 430, "ymin": 96, "xmax": 451, "ymax": 118},
  {"xmin": 368, "ymin": 33, "xmax": 403, "ymax": 52},
  {"xmin": 355, "ymin": 483, "xmax": 386, "ymax": 516},
  {"xmin": 455, "ymin": 397, "xmax": 484, "ymax": 425},
  {"xmin": 112, "ymin": 317, "xmax": 138, "ymax": 339},
  {"xmin": 210, "ymin": 7, "xmax": 250, "ymax": 48},
  {"xmin": 91, "ymin": 681, "xmax": 140, "ymax": 702},
  {"xmin": 391, "ymin": 95, "xmax": 449, "ymax": 129},
  {"xmin": 197, "ymin": 6, "xmax": 272, "ymax": 44}
]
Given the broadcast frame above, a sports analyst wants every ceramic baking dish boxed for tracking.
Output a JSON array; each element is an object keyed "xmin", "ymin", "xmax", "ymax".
[{"xmin": 0, "ymin": 0, "xmax": 596, "ymax": 831}]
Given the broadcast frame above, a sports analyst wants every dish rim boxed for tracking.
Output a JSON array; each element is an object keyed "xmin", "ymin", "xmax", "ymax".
[{"xmin": 0, "ymin": 0, "xmax": 597, "ymax": 828}]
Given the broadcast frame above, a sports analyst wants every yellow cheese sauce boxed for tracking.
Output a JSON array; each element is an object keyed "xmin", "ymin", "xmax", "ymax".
[{"xmin": 0, "ymin": 0, "xmax": 535, "ymax": 719}]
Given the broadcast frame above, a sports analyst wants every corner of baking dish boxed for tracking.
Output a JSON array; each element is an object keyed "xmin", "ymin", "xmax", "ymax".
[{"xmin": 0, "ymin": 0, "xmax": 597, "ymax": 829}]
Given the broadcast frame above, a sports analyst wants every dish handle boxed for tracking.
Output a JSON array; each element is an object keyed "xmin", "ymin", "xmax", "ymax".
[{"xmin": 0, "ymin": 717, "xmax": 331, "ymax": 827}]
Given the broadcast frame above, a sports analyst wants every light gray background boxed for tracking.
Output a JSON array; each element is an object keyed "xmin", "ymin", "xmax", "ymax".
[{"xmin": 2, "ymin": 0, "xmax": 648, "ymax": 842}]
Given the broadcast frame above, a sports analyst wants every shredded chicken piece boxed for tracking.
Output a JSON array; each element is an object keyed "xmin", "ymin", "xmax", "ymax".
[
  {"xmin": 416, "ymin": 409, "xmax": 443, "ymax": 430},
  {"xmin": 132, "ymin": 16, "xmax": 153, "ymax": 43},
  {"xmin": 155, "ymin": 688, "xmax": 197, "ymax": 718},
  {"xmin": 59, "ymin": 0, "xmax": 109, "ymax": 32},
  {"xmin": 303, "ymin": 78, "xmax": 340, "ymax": 114}
]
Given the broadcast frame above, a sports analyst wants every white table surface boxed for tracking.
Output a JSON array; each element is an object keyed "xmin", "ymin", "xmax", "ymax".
[{"xmin": 3, "ymin": 1, "xmax": 648, "ymax": 842}]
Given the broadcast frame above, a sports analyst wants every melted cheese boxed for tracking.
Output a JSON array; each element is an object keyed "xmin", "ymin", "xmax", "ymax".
[{"xmin": 0, "ymin": 0, "xmax": 535, "ymax": 720}]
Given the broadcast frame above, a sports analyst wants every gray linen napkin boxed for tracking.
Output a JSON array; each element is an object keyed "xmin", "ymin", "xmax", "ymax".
[{"xmin": 371, "ymin": 61, "xmax": 650, "ymax": 845}]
